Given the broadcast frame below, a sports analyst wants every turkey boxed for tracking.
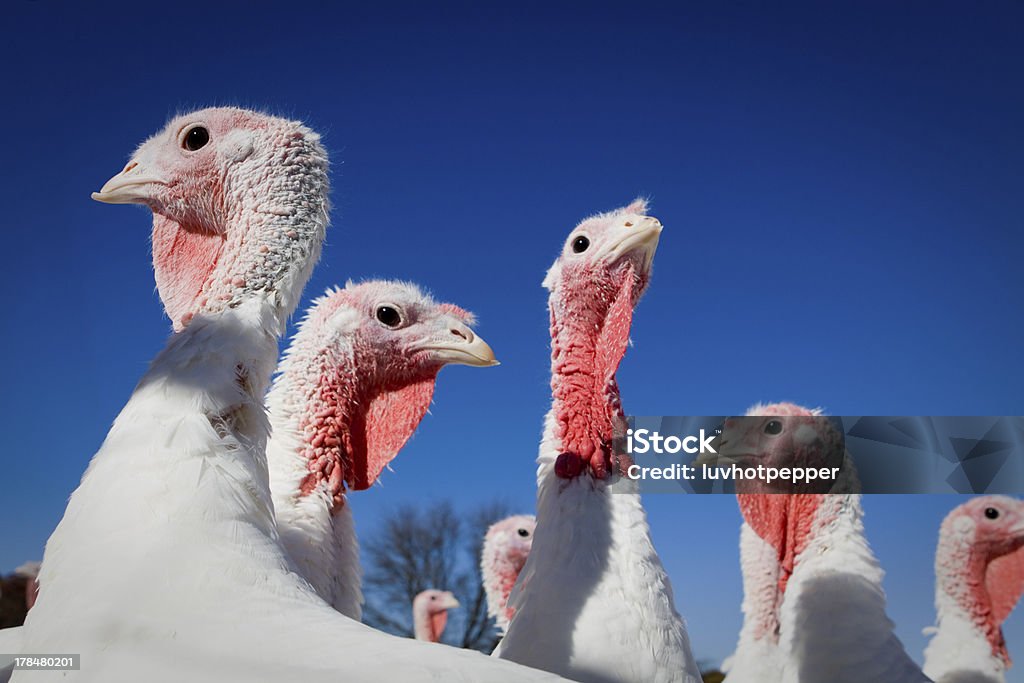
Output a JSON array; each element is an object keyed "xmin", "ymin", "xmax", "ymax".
[
  {"xmin": 717, "ymin": 402, "xmax": 929, "ymax": 683},
  {"xmin": 412, "ymin": 590, "xmax": 461, "ymax": 643},
  {"xmin": 13, "ymin": 564, "xmax": 39, "ymax": 614},
  {"xmin": 481, "ymin": 514, "xmax": 535, "ymax": 635},
  {"xmin": 267, "ymin": 279, "xmax": 497, "ymax": 619},
  {"xmin": 923, "ymin": 496, "xmax": 1024, "ymax": 683},
  {"xmin": 497, "ymin": 200, "xmax": 702, "ymax": 683},
  {"xmin": 14, "ymin": 108, "xmax": 562, "ymax": 682}
]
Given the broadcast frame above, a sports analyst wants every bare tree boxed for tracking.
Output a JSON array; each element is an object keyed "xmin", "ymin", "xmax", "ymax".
[{"xmin": 361, "ymin": 499, "xmax": 512, "ymax": 652}]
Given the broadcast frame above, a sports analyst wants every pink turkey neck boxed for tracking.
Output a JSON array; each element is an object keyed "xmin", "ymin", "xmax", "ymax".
[
  {"xmin": 292, "ymin": 335, "xmax": 438, "ymax": 513},
  {"xmin": 152, "ymin": 214, "xmax": 226, "ymax": 329},
  {"xmin": 415, "ymin": 608, "xmax": 448, "ymax": 643},
  {"xmin": 549, "ymin": 268, "xmax": 636, "ymax": 480},
  {"xmin": 738, "ymin": 494, "xmax": 828, "ymax": 615},
  {"xmin": 937, "ymin": 530, "xmax": 1014, "ymax": 665},
  {"xmin": 490, "ymin": 549, "xmax": 529, "ymax": 625}
]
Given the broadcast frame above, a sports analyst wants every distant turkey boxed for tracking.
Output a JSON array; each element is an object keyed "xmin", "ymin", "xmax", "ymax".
[
  {"xmin": 413, "ymin": 590, "xmax": 461, "ymax": 643},
  {"xmin": 923, "ymin": 495, "xmax": 1024, "ymax": 683},
  {"xmin": 481, "ymin": 514, "xmax": 535, "ymax": 635}
]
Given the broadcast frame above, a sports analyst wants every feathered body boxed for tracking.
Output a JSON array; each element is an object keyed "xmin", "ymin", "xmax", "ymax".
[
  {"xmin": 722, "ymin": 403, "xmax": 927, "ymax": 683},
  {"xmin": 923, "ymin": 496, "xmax": 1024, "ymax": 683},
  {"xmin": 267, "ymin": 281, "xmax": 496, "ymax": 619},
  {"xmin": 14, "ymin": 109, "xmax": 561, "ymax": 683},
  {"xmin": 722, "ymin": 522, "xmax": 785, "ymax": 681},
  {"xmin": 498, "ymin": 200, "xmax": 701, "ymax": 683}
]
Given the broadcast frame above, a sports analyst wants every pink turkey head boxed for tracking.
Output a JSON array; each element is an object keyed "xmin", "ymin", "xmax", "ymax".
[
  {"xmin": 93, "ymin": 107, "xmax": 329, "ymax": 331},
  {"xmin": 482, "ymin": 514, "xmax": 536, "ymax": 630},
  {"xmin": 718, "ymin": 403, "xmax": 842, "ymax": 495},
  {"xmin": 545, "ymin": 198, "xmax": 662, "ymax": 480},
  {"xmin": 939, "ymin": 495, "xmax": 1024, "ymax": 666},
  {"xmin": 731, "ymin": 402, "xmax": 839, "ymax": 603},
  {"xmin": 413, "ymin": 589, "xmax": 461, "ymax": 643},
  {"xmin": 484, "ymin": 515, "xmax": 536, "ymax": 570},
  {"xmin": 287, "ymin": 280, "xmax": 497, "ymax": 510}
]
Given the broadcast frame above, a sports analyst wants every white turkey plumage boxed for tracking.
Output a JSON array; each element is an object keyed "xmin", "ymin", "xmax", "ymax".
[
  {"xmin": 11, "ymin": 108, "xmax": 563, "ymax": 683},
  {"xmin": 497, "ymin": 199, "xmax": 701, "ymax": 683}
]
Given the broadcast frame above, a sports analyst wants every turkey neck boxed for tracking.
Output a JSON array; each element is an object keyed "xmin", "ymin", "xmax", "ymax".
[
  {"xmin": 935, "ymin": 532, "xmax": 1010, "ymax": 668},
  {"xmin": 547, "ymin": 272, "xmax": 634, "ymax": 480}
]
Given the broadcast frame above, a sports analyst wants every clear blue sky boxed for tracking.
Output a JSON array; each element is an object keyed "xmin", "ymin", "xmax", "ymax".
[{"xmin": 1, "ymin": 0, "xmax": 1021, "ymax": 675}]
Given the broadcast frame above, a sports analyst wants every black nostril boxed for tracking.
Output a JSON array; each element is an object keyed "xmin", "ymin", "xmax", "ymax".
[
  {"xmin": 123, "ymin": 161, "xmax": 138, "ymax": 173},
  {"xmin": 450, "ymin": 328, "xmax": 468, "ymax": 340}
]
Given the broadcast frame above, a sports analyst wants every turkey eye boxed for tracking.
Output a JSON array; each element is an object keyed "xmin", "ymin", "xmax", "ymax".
[
  {"xmin": 517, "ymin": 528, "xmax": 530, "ymax": 538},
  {"xmin": 985, "ymin": 507, "xmax": 1000, "ymax": 520},
  {"xmin": 764, "ymin": 420, "xmax": 783, "ymax": 435},
  {"xmin": 430, "ymin": 595, "xmax": 436, "ymax": 601},
  {"xmin": 183, "ymin": 126, "xmax": 210, "ymax": 151},
  {"xmin": 375, "ymin": 305, "xmax": 402, "ymax": 327},
  {"xmin": 572, "ymin": 235, "xmax": 590, "ymax": 253}
]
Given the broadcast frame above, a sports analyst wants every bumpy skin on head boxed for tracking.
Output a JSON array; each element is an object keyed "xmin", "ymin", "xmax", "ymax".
[
  {"xmin": 924, "ymin": 496, "xmax": 1024, "ymax": 682},
  {"xmin": 499, "ymin": 200, "xmax": 702, "ymax": 683},
  {"xmin": 268, "ymin": 280, "xmax": 498, "ymax": 618},
  {"xmin": 33, "ymin": 111, "xmax": 565, "ymax": 682},
  {"xmin": 93, "ymin": 106, "xmax": 330, "ymax": 333},
  {"xmin": 413, "ymin": 589, "xmax": 461, "ymax": 643},
  {"xmin": 481, "ymin": 515, "xmax": 536, "ymax": 634},
  {"xmin": 542, "ymin": 198, "xmax": 660, "ymax": 480}
]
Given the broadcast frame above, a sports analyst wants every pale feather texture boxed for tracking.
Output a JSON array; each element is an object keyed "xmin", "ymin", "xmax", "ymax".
[
  {"xmin": 16, "ymin": 300, "xmax": 562, "ymax": 683},
  {"xmin": 267, "ymin": 281, "xmax": 485, "ymax": 620},
  {"xmin": 498, "ymin": 200, "xmax": 701, "ymax": 683},
  {"xmin": 500, "ymin": 419, "xmax": 701, "ymax": 683},
  {"xmin": 0, "ymin": 626, "xmax": 22, "ymax": 682},
  {"xmin": 721, "ymin": 522, "xmax": 784, "ymax": 681},
  {"xmin": 725, "ymin": 403, "xmax": 928, "ymax": 683},
  {"xmin": 923, "ymin": 496, "xmax": 1024, "ymax": 683},
  {"xmin": 774, "ymin": 495, "xmax": 929, "ymax": 683},
  {"xmin": 267, "ymin": 291, "xmax": 364, "ymax": 620},
  {"xmin": 14, "ymin": 110, "xmax": 561, "ymax": 682}
]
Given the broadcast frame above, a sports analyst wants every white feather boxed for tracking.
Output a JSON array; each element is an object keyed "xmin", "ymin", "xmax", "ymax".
[
  {"xmin": 780, "ymin": 496, "xmax": 929, "ymax": 683},
  {"xmin": 498, "ymin": 412, "xmax": 702, "ymax": 683},
  {"xmin": 13, "ymin": 299, "xmax": 564, "ymax": 682}
]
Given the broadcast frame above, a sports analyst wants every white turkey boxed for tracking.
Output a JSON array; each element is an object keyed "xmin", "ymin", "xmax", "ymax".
[
  {"xmin": 923, "ymin": 495, "xmax": 1024, "ymax": 683},
  {"xmin": 496, "ymin": 200, "xmax": 702, "ymax": 683},
  {"xmin": 412, "ymin": 590, "xmax": 461, "ymax": 643},
  {"xmin": 13, "ymin": 108, "xmax": 562, "ymax": 682},
  {"xmin": 717, "ymin": 402, "xmax": 929, "ymax": 683},
  {"xmin": 267, "ymin": 280, "xmax": 497, "ymax": 620},
  {"xmin": 481, "ymin": 514, "xmax": 535, "ymax": 636}
]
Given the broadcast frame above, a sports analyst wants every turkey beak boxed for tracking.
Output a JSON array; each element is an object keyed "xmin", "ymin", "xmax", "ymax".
[
  {"xmin": 439, "ymin": 593, "xmax": 461, "ymax": 610},
  {"xmin": 694, "ymin": 421, "xmax": 746, "ymax": 467},
  {"xmin": 91, "ymin": 159, "xmax": 167, "ymax": 205},
  {"xmin": 599, "ymin": 215, "xmax": 662, "ymax": 271},
  {"xmin": 412, "ymin": 318, "xmax": 499, "ymax": 367}
]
